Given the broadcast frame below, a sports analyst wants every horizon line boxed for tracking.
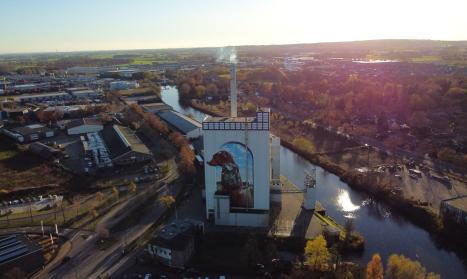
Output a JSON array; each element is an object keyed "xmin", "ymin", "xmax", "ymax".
[{"xmin": 2, "ymin": 38, "xmax": 467, "ymax": 56}]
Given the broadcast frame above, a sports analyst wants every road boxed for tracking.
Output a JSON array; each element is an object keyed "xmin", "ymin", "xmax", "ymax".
[{"xmin": 32, "ymin": 158, "xmax": 181, "ymax": 279}]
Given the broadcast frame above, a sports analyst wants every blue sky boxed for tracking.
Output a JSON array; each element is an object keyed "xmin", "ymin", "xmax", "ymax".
[{"xmin": 1, "ymin": 0, "xmax": 466, "ymax": 53}]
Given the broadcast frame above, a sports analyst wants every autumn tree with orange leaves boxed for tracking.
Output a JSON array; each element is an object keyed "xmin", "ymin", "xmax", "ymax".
[{"xmin": 366, "ymin": 253, "xmax": 384, "ymax": 279}]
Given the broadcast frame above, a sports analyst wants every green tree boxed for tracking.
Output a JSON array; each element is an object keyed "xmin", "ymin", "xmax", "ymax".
[
  {"xmin": 366, "ymin": 253, "xmax": 384, "ymax": 279},
  {"xmin": 304, "ymin": 235, "xmax": 331, "ymax": 271}
]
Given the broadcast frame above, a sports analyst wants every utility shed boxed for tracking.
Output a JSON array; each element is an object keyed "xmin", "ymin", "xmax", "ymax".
[
  {"xmin": 101, "ymin": 124, "xmax": 152, "ymax": 165},
  {"xmin": 0, "ymin": 234, "xmax": 44, "ymax": 275},
  {"xmin": 156, "ymin": 110, "xmax": 202, "ymax": 139},
  {"xmin": 440, "ymin": 195, "xmax": 467, "ymax": 226}
]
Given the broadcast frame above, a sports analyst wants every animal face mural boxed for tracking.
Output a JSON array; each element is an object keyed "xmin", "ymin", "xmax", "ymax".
[{"xmin": 208, "ymin": 143, "xmax": 254, "ymax": 208}]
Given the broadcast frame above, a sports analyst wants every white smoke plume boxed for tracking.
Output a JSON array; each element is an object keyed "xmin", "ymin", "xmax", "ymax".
[{"xmin": 217, "ymin": 46, "xmax": 237, "ymax": 64}]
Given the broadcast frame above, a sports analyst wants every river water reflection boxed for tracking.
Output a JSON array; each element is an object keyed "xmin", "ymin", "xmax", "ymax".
[{"xmin": 161, "ymin": 86, "xmax": 466, "ymax": 278}]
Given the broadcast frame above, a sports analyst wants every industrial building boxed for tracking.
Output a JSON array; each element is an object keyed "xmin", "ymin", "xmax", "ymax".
[
  {"xmin": 2, "ymin": 124, "xmax": 55, "ymax": 143},
  {"xmin": 157, "ymin": 110, "xmax": 202, "ymax": 139},
  {"xmin": 69, "ymin": 89, "xmax": 102, "ymax": 99},
  {"xmin": 101, "ymin": 124, "xmax": 152, "ymax": 165},
  {"xmin": 0, "ymin": 107, "xmax": 29, "ymax": 120},
  {"xmin": 124, "ymin": 95, "xmax": 161, "ymax": 105},
  {"xmin": 0, "ymin": 234, "xmax": 44, "ymax": 275},
  {"xmin": 147, "ymin": 219, "xmax": 204, "ymax": 269},
  {"xmin": 142, "ymin": 102, "xmax": 173, "ymax": 114},
  {"xmin": 66, "ymin": 118, "xmax": 103, "ymax": 135},
  {"xmin": 202, "ymin": 62, "xmax": 280, "ymax": 227},
  {"xmin": 82, "ymin": 132, "xmax": 113, "ymax": 168},
  {"xmin": 14, "ymin": 92, "xmax": 71, "ymax": 103},
  {"xmin": 109, "ymin": 80, "xmax": 139, "ymax": 91}
]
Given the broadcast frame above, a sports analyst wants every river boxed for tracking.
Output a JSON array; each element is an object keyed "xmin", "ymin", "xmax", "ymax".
[{"xmin": 161, "ymin": 86, "xmax": 466, "ymax": 278}]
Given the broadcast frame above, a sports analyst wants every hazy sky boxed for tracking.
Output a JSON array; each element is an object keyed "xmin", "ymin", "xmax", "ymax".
[{"xmin": 1, "ymin": 0, "xmax": 466, "ymax": 54}]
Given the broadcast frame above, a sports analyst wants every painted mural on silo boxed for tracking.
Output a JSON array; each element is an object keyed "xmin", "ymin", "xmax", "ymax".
[{"xmin": 207, "ymin": 142, "xmax": 254, "ymax": 208}]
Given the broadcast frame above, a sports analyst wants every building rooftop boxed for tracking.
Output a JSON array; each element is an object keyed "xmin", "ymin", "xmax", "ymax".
[
  {"xmin": 152, "ymin": 219, "xmax": 203, "ymax": 250},
  {"xmin": 70, "ymin": 89, "xmax": 101, "ymax": 95},
  {"xmin": 66, "ymin": 118, "xmax": 103, "ymax": 129},
  {"xmin": 203, "ymin": 107, "xmax": 270, "ymax": 123},
  {"xmin": 203, "ymin": 116, "xmax": 256, "ymax": 123},
  {"xmin": 14, "ymin": 92, "xmax": 69, "ymax": 100},
  {"xmin": 142, "ymin": 102, "xmax": 173, "ymax": 113},
  {"xmin": 12, "ymin": 124, "xmax": 53, "ymax": 136},
  {"xmin": 101, "ymin": 124, "xmax": 151, "ymax": 159},
  {"xmin": 156, "ymin": 110, "xmax": 201, "ymax": 134},
  {"xmin": 117, "ymin": 87, "xmax": 156, "ymax": 97},
  {"xmin": 0, "ymin": 234, "xmax": 42, "ymax": 265}
]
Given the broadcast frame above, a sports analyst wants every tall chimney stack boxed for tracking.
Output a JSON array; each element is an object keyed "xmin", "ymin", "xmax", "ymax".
[{"xmin": 230, "ymin": 62, "xmax": 237, "ymax": 118}]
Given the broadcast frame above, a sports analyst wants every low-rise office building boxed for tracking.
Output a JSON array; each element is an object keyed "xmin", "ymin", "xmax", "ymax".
[{"xmin": 147, "ymin": 219, "xmax": 204, "ymax": 269}]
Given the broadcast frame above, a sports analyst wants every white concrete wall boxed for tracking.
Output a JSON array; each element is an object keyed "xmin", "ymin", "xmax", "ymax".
[{"xmin": 214, "ymin": 195, "xmax": 269, "ymax": 227}]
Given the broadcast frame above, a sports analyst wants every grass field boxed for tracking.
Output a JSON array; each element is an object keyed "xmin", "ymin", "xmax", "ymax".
[{"xmin": 0, "ymin": 136, "xmax": 73, "ymax": 193}]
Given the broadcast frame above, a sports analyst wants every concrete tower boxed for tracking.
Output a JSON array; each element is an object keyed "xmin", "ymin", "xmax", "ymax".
[{"xmin": 230, "ymin": 63, "xmax": 237, "ymax": 118}]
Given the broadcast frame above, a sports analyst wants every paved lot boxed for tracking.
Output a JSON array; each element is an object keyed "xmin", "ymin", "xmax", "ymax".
[{"xmin": 41, "ymin": 132, "xmax": 88, "ymax": 173}]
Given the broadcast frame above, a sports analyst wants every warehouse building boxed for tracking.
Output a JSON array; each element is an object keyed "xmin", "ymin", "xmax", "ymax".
[
  {"xmin": 124, "ymin": 95, "xmax": 161, "ymax": 105},
  {"xmin": 14, "ymin": 92, "xmax": 71, "ymax": 103},
  {"xmin": 0, "ymin": 234, "xmax": 44, "ymax": 275},
  {"xmin": 109, "ymin": 80, "xmax": 139, "ymax": 91},
  {"xmin": 157, "ymin": 110, "xmax": 202, "ymax": 139},
  {"xmin": 69, "ymin": 89, "xmax": 102, "ymax": 99},
  {"xmin": 142, "ymin": 102, "xmax": 173, "ymax": 114},
  {"xmin": 101, "ymin": 124, "xmax": 152, "ymax": 165},
  {"xmin": 2, "ymin": 124, "xmax": 54, "ymax": 143},
  {"xmin": 66, "ymin": 118, "xmax": 103, "ymax": 135}
]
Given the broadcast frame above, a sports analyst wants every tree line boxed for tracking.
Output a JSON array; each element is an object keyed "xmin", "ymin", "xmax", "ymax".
[{"xmin": 129, "ymin": 104, "xmax": 196, "ymax": 174}]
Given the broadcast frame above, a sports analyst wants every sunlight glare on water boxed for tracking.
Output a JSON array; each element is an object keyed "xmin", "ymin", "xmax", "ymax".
[{"xmin": 337, "ymin": 189, "xmax": 361, "ymax": 213}]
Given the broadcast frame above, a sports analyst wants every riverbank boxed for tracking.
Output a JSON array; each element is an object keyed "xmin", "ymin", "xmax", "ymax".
[{"xmin": 185, "ymin": 99, "xmax": 467, "ymax": 263}]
